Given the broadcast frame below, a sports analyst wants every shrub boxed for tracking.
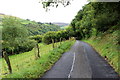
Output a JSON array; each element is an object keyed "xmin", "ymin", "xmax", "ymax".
[
  {"xmin": 17, "ymin": 39, "xmax": 36, "ymax": 53},
  {"xmin": 42, "ymin": 31, "xmax": 56, "ymax": 44},
  {"xmin": 42, "ymin": 30, "xmax": 70, "ymax": 44},
  {"xmin": 29, "ymin": 35, "xmax": 42, "ymax": 43}
]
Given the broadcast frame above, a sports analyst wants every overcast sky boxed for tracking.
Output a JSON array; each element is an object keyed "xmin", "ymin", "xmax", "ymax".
[{"xmin": 0, "ymin": 0, "xmax": 88, "ymax": 23}]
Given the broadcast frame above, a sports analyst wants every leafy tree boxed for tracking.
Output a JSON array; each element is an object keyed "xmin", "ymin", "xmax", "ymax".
[
  {"xmin": 25, "ymin": 21, "xmax": 60, "ymax": 35},
  {"xmin": 29, "ymin": 35, "xmax": 43, "ymax": 43},
  {"xmin": 42, "ymin": 30, "xmax": 70, "ymax": 44},
  {"xmin": 40, "ymin": 0, "xmax": 72, "ymax": 11},
  {"xmin": 70, "ymin": 2, "xmax": 120, "ymax": 39},
  {"xmin": 42, "ymin": 31, "xmax": 56, "ymax": 44},
  {"xmin": 2, "ymin": 16, "xmax": 35, "ymax": 54}
]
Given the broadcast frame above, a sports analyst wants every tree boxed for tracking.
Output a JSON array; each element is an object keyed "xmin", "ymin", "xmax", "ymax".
[
  {"xmin": 2, "ymin": 16, "xmax": 29, "ymax": 54},
  {"xmin": 42, "ymin": 31, "xmax": 56, "ymax": 44},
  {"xmin": 39, "ymin": 0, "xmax": 72, "ymax": 11},
  {"xmin": 2, "ymin": 50, "xmax": 12, "ymax": 73},
  {"xmin": 29, "ymin": 35, "xmax": 43, "ymax": 43},
  {"xmin": 69, "ymin": 2, "xmax": 120, "ymax": 40}
]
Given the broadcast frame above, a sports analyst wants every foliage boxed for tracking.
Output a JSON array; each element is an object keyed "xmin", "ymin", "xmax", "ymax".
[
  {"xmin": 1, "ymin": 14, "xmax": 61, "ymax": 36},
  {"xmin": 70, "ymin": 2, "xmax": 120, "ymax": 39},
  {"xmin": 69, "ymin": 2, "xmax": 120, "ymax": 74},
  {"xmin": 42, "ymin": 30, "xmax": 70, "ymax": 44},
  {"xmin": 29, "ymin": 35, "xmax": 43, "ymax": 43},
  {"xmin": 2, "ymin": 16, "xmax": 36, "ymax": 55},
  {"xmin": 1, "ymin": 40, "xmax": 75, "ymax": 78},
  {"xmin": 84, "ymin": 30, "xmax": 120, "ymax": 74},
  {"xmin": 24, "ymin": 21, "xmax": 61, "ymax": 35},
  {"xmin": 40, "ymin": 0, "xmax": 71, "ymax": 11},
  {"xmin": 1, "ymin": 15, "xmax": 61, "ymax": 55},
  {"xmin": 42, "ymin": 31, "xmax": 56, "ymax": 44}
]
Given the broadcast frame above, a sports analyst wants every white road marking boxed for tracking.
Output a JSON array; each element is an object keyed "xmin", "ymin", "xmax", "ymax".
[{"xmin": 68, "ymin": 52, "xmax": 76, "ymax": 78}]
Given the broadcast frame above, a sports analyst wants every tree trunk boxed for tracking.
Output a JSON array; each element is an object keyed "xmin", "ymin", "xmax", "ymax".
[{"xmin": 3, "ymin": 51, "xmax": 12, "ymax": 73}]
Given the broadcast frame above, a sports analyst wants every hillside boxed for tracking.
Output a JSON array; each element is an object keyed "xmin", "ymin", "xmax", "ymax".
[
  {"xmin": 1, "ymin": 1, "xmax": 120, "ymax": 79},
  {"xmin": 0, "ymin": 14, "xmax": 61, "ymax": 35},
  {"xmin": 22, "ymin": 20, "xmax": 61, "ymax": 35},
  {"xmin": 84, "ymin": 30, "xmax": 120, "ymax": 74},
  {"xmin": 52, "ymin": 22, "xmax": 69, "ymax": 27}
]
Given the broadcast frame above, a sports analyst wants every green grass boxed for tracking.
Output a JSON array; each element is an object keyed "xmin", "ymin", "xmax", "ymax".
[
  {"xmin": 60, "ymin": 26, "xmax": 69, "ymax": 29},
  {"xmin": 0, "ymin": 40, "xmax": 75, "ymax": 78},
  {"xmin": 83, "ymin": 30, "xmax": 120, "ymax": 75}
]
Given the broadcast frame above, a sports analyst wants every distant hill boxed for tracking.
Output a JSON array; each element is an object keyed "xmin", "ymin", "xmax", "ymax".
[
  {"xmin": 52, "ymin": 22, "xmax": 69, "ymax": 27},
  {"xmin": 1, "ymin": 13, "xmax": 61, "ymax": 35}
]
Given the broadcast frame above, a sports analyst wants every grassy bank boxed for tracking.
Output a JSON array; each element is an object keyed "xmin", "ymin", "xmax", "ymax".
[
  {"xmin": 1, "ymin": 40, "xmax": 75, "ymax": 78},
  {"xmin": 84, "ymin": 30, "xmax": 120, "ymax": 75}
]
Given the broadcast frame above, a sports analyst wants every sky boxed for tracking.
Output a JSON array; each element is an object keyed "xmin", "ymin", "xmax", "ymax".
[{"xmin": 0, "ymin": 0, "xmax": 88, "ymax": 23}]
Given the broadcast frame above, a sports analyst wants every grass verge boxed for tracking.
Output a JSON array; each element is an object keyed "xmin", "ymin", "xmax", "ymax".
[
  {"xmin": 83, "ymin": 30, "xmax": 120, "ymax": 75},
  {"xmin": 1, "ymin": 40, "xmax": 75, "ymax": 79}
]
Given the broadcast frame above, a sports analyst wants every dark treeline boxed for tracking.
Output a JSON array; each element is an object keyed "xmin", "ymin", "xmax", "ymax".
[{"xmin": 70, "ymin": 2, "xmax": 120, "ymax": 40}]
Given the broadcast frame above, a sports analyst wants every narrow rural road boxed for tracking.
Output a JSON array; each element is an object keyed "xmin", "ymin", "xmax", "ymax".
[{"xmin": 41, "ymin": 40, "xmax": 119, "ymax": 79}]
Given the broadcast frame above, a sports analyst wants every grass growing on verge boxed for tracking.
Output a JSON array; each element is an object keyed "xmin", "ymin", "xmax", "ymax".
[
  {"xmin": 83, "ymin": 30, "xmax": 120, "ymax": 75},
  {"xmin": 1, "ymin": 40, "xmax": 75, "ymax": 78}
]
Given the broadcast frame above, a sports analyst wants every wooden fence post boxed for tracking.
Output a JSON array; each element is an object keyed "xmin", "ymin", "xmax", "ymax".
[
  {"xmin": 2, "ymin": 51, "xmax": 12, "ymax": 73},
  {"xmin": 63, "ymin": 38, "xmax": 66, "ymax": 41},
  {"xmin": 36, "ymin": 43, "xmax": 40, "ymax": 58},
  {"xmin": 60, "ymin": 38, "xmax": 62, "ymax": 45},
  {"xmin": 52, "ymin": 39, "xmax": 54, "ymax": 49},
  {"xmin": 34, "ymin": 46, "xmax": 37, "ymax": 59},
  {"xmin": 34, "ymin": 43, "xmax": 40, "ymax": 59},
  {"xmin": 55, "ymin": 39, "xmax": 58, "ymax": 48}
]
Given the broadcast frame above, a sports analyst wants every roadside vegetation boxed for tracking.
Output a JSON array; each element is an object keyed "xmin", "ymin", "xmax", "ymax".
[
  {"xmin": 68, "ymin": 2, "xmax": 120, "ymax": 74},
  {"xmin": 1, "ymin": 14, "xmax": 75, "ymax": 78},
  {"xmin": 1, "ymin": 15, "xmax": 61, "ymax": 55},
  {"xmin": 1, "ymin": 1, "xmax": 120, "ymax": 78},
  {"xmin": 1, "ymin": 40, "xmax": 75, "ymax": 78},
  {"xmin": 83, "ymin": 30, "xmax": 120, "ymax": 74}
]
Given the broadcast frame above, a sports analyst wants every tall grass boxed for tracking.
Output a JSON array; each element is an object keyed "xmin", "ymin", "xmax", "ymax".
[
  {"xmin": 84, "ymin": 30, "xmax": 120, "ymax": 75},
  {"xmin": 1, "ymin": 40, "xmax": 75, "ymax": 78}
]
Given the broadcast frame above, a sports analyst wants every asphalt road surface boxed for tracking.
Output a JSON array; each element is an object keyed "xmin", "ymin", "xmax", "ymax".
[{"xmin": 41, "ymin": 40, "xmax": 119, "ymax": 79}]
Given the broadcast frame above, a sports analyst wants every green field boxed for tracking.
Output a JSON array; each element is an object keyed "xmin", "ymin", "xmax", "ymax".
[
  {"xmin": 60, "ymin": 26, "xmax": 69, "ymax": 30},
  {"xmin": 0, "ymin": 40, "xmax": 75, "ymax": 78}
]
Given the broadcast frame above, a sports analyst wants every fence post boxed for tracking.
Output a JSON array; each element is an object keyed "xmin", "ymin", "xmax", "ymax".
[
  {"xmin": 36, "ymin": 43, "xmax": 40, "ymax": 58},
  {"xmin": 2, "ymin": 51, "xmax": 12, "ymax": 73},
  {"xmin": 60, "ymin": 38, "xmax": 62, "ymax": 45},
  {"xmin": 52, "ymin": 39, "xmax": 54, "ymax": 49},
  {"xmin": 55, "ymin": 39, "xmax": 58, "ymax": 48},
  {"xmin": 63, "ymin": 38, "xmax": 66, "ymax": 41},
  {"xmin": 34, "ymin": 46, "xmax": 37, "ymax": 59}
]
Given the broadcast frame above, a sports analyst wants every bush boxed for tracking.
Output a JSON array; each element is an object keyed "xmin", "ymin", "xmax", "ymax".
[
  {"xmin": 3, "ymin": 40, "xmax": 75, "ymax": 78},
  {"xmin": 42, "ymin": 31, "xmax": 56, "ymax": 44},
  {"xmin": 2, "ymin": 16, "xmax": 36, "ymax": 55},
  {"xmin": 29, "ymin": 35, "xmax": 42, "ymax": 43},
  {"xmin": 5, "ymin": 39, "xmax": 36, "ymax": 55},
  {"xmin": 17, "ymin": 39, "xmax": 36, "ymax": 53},
  {"xmin": 42, "ymin": 30, "xmax": 70, "ymax": 44}
]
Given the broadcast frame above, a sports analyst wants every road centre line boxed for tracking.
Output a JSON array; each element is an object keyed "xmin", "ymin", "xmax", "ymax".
[{"xmin": 68, "ymin": 52, "xmax": 76, "ymax": 78}]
